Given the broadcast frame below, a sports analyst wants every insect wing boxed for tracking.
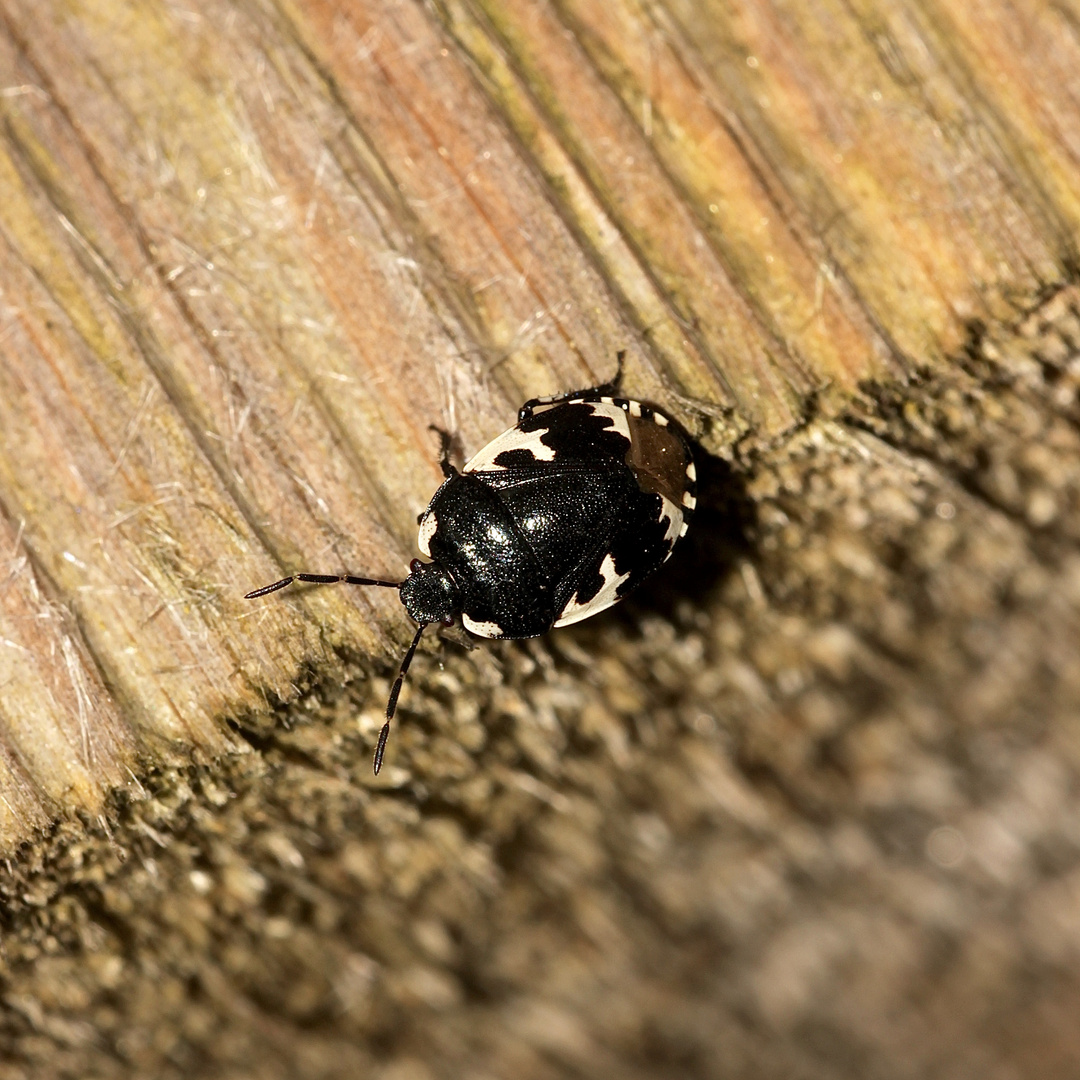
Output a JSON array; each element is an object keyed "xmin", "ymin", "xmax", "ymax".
[
  {"xmin": 475, "ymin": 463, "xmax": 684, "ymax": 628},
  {"xmin": 552, "ymin": 480, "xmax": 685, "ymax": 627}
]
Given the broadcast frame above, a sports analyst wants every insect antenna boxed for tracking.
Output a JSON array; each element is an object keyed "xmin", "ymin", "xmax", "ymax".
[
  {"xmin": 244, "ymin": 573, "xmax": 401, "ymax": 599},
  {"xmin": 374, "ymin": 620, "xmax": 428, "ymax": 774},
  {"xmin": 245, "ymin": 573, "xmax": 429, "ymax": 773}
]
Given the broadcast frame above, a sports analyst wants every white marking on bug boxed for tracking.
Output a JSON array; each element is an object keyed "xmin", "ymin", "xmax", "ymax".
[
  {"xmin": 601, "ymin": 395, "xmax": 613, "ymax": 404},
  {"xmin": 464, "ymin": 427, "xmax": 557, "ymax": 472},
  {"xmin": 417, "ymin": 512, "xmax": 438, "ymax": 557},
  {"xmin": 660, "ymin": 496, "xmax": 684, "ymax": 543},
  {"xmin": 653, "ymin": 412, "xmax": 669, "ymax": 426},
  {"xmin": 686, "ymin": 461, "xmax": 696, "ymax": 481},
  {"xmin": 585, "ymin": 400, "xmax": 632, "ymax": 442},
  {"xmin": 679, "ymin": 522, "xmax": 689, "ymax": 537},
  {"xmin": 682, "ymin": 491, "xmax": 697, "ymax": 509},
  {"xmin": 554, "ymin": 552, "xmax": 631, "ymax": 627},
  {"xmin": 462, "ymin": 615, "xmax": 505, "ymax": 638},
  {"xmin": 628, "ymin": 400, "xmax": 642, "ymax": 417},
  {"xmin": 526, "ymin": 438, "xmax": 557, "ymax": 460}
]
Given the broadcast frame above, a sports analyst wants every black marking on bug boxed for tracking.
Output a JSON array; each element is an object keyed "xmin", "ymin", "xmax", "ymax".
[{"xmin": 245, "ymin": 356, "xmax": 695, "ymax": 774}]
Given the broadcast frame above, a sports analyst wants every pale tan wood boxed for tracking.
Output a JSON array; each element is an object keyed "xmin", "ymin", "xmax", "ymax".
[{"xmin": 0, "ymin": 0, "xmax": 1074, "ymax": 858}]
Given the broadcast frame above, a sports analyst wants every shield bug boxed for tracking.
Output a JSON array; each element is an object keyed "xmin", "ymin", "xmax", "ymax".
[{"xmin": 247, "ymin": 358, "xmax": 696, "ymax": 772}]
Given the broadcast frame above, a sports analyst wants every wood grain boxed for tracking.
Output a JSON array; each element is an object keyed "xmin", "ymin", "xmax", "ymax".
[{"xmin": 0, "ymin": 0, "xmax": 1075, "ymax": 856}]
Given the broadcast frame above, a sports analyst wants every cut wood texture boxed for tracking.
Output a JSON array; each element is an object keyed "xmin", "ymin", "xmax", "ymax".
[
  {"xmin": 0, "ymin": 0, "xmax": 1071, "ymax": 846},
  {"xmin": 0, "ymin": 0, "xmax": 1079, "ymax": 1077}
]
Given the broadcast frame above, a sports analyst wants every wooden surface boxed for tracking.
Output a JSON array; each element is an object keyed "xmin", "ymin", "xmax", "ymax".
[
  {"xmin": 0, "ymin": 0, "xmax": 1075, "ymax": 847},
  {"xmin": 0, "ymin": 1, "xmax": 1079, "ymax": 1076}
]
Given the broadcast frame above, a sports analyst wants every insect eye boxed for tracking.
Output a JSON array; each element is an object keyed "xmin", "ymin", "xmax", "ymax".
[
  {"xmin": 441, "ymin": 613, "xmax": 455, "ymax": 626},
  {"xmin": 410, "ymin": 558, "xmax": 424, "ymax": 573}
]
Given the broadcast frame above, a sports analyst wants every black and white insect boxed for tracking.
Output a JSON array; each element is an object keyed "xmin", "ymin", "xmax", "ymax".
[{"xmin": 246, "ymin": 360, "xmax": 696, "ymax": 773}]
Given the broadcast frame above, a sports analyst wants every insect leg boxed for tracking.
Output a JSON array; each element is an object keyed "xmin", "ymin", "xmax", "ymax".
[
  {"xmin": 374, "ymin": 620, "xmax": 428, "ymax": 774},
  {"xmin": 518, "ymin": 350, "xmax": 626, "ymax": 422},
  {"xmin": 428, "ymin": 425, "xmax": 459, "ymax": 479}
]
